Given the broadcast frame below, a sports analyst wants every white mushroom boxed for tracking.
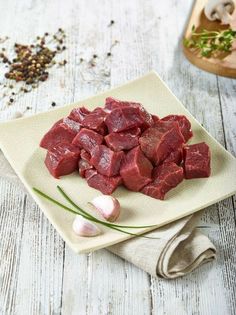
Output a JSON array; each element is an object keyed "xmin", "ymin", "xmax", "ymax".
[
  {"xmin": 72, "ymin": 215, "xmax": 101, "ymax": 237},
  {"xmin": 204, "ymin": 0, "xmax": 235, "ymax": 24}
]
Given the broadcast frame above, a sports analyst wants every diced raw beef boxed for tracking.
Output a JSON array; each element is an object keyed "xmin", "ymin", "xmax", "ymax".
[
  {"xmin": 40, "ymin": 119, "xmax": 81, "ymax": 150},
  {"xmin": 81, "ymin": 107, "xmax": 108, "ymax": 135},
  {"xmin": 105, "ymin": 128, "xmax": 140, "ymax": 151},
  {"xmin": 139, "ymin": 121, "xmax": 185, "ymax": 165},
  {"xmin": 163, "ymin": 147, "xmax": 183, "ymax": 165},
  {"xmin": 68, "ymin": 106, "xmax": 91, "ymax": 123},
  {"xmin": 85, "ymin": 169, "xmax": 122, "ymax": 194},
  {"xmin": 105, "ymin": 106, "xmax": 146, "ymax": 133},
  {"xmin": 104, "ymin": 97, "xmax": 141, "ymax": 111},
  {"xmin": 90, "ymin": 145, "xmax": 125, "ymax": 177},
  {"xmin": 80, "ymin": 149, "xmax": 91, "ymax": 162},
  {"xmin": 161, "ymin": 115, "xmax": 193, "ymax": 142},
  {"xmin": 72, "ymin": 128, "xmax": 103, "ymax": 153},
  {"xmin": 63, "ymin": 117, "xmax": 81, "ymax": 133},
  {"xmin": 78, "ymin": 158, "xmax": 93, "ymax": 178},
  {"xmin": 120, "ymin": 146, "xmax": 153, "ymax": 191},
  {"xmin": 183, "ymin": 142, "xmax": 211, "ymax": 179},
  {"xmin": 45, "ymin": 143, "xmax": 80, "ymax": 178},
  {"xmin": 142, "ymin": 162, "xmax": 184, "ymax": 200},
  {"xmin": 151, "ymin": 115, "xmax": 160, "ymax": 125}
]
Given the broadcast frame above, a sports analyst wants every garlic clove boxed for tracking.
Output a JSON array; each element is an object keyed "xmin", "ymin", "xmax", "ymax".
[
  {"xmin": 91, "ymin": 195, "xmax": 120, "ymax": 222},
  {"xmin": 72, "ymin": 215, "xmax": 101, "ymax": 237}
]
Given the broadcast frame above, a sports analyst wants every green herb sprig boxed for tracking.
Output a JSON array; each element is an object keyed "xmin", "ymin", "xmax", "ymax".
[
  {"xmin": 184, "ymin": 25, "xmax": 236, "ymax": 57},
  {"xmin": 33, "ymin": 186, "xmax": 160, "ymax": 239}
]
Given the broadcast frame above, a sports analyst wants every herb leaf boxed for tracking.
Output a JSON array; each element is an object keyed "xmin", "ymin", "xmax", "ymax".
[{"xmin": 184, "ymin": 27, "xmax": 236, "ymax": 58}]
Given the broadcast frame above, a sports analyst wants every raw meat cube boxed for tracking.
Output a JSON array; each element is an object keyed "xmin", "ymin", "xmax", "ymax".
[
  {"xmin": 90, "ymin": 145, "xmax": 125, "ymax": 177},
  {"xmin": 80, "ymin": 149, "xmax": 91, "ymax": 162},
  {"xmin": 68, "ymin": 106, "xmax": 91, "ymax": 123},
  {"xmin": 40, "ymin": 119, "xmax": 80, "ymax": 150},
  {"xmin": 45, "ymin": 143, "xmax": 80, "ymax": 178},
  {"xmin": 163, "ymin": 147, "xmax": 183, "ymax": 165},
  {"xmin": 139, "ymin": 121, "xmax": 185, "ymax": 165},
  {"xmin": 63, "ymin": 117, "xmax": 81, "ymax": 133},
  {"xmin": 85, "ymin": 169, "xmax": 122, "ymax": 194},
  {"xmin": 161, "ymin": 115, "xmax": 193, "ymax": 142},
  {"xmin": 78, "ymin": 158, "xmax": 93, "ymax": 178},
  {"xmin": 105, "ymin": 96, "xmax": 153, "ymax": 132},
  {"xmin": 104, "ymin": 97, "xmax": 153, "ymax": 129},
  {"xmin": 183, "ymin": 142, "xmax": 211, "ymax": 179},
  {"xmin": 142, "ymin": 162, "xmax": 184, "ymax": 200},
  {"xmin": 105, "ymin": 97, "xmax": 142, "ymax": 111},
  {"xmin": 72, "ymin": 128, "xmax": 103, "ymax": 153},
  {"xmin": 120, "ymin": 146, "xmax": 153, "ymax": 191},
  {"xmin": 105, "ymin": 128, "xmax": 140, "ymax": 151},
  {"xmin": 81, "ymin": 107, "xmax": 108, "ymax": 135},
  {"xmin": 105, "ymin": 106, "xmax": 145, "ymax": 133},
  {"xmin": 151, "ymin": 114, "xmax": 160, "ymax": 125}
]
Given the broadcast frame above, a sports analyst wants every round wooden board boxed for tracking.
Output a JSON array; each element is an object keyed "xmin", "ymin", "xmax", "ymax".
[{"xmin": 183, "ymin": 0, "xmax": 236, "ymax": 78}]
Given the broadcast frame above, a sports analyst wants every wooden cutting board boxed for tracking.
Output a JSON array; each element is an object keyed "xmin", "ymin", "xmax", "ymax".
[{"xmin": 183, "ymin": 0, "xmax": 236, "ymax": 78}]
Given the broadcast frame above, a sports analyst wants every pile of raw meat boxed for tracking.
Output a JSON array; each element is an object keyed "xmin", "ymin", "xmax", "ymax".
[{"xmin": 40, "ymin": 97, "xmax": 211, "ymax": 200}]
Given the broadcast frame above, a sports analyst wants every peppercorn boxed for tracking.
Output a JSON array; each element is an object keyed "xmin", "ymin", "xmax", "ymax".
[
  {"xmin": 51, "ymin": 102, "xmax": 56, "ymax": 107},
  {"xmin": 9, "ymin": 98, "xmax": 14, "ymax": 103},
  {"xmin": 107, "ymin": 52, "xmax": 111, "ymax": 57},
  {"xmin": 108, "ymin": 20, "xmax": 115, "ymax": 26}
]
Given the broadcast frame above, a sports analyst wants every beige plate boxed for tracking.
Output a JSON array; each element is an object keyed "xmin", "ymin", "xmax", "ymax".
[{"xmin": 0, "ymin": 71, "xmax": 236, "ymax": 253}]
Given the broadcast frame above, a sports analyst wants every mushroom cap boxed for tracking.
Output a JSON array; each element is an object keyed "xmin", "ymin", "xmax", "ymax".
[{"xmin": 204, "ymin": 0, "xmax": 235, "ymax": 21}]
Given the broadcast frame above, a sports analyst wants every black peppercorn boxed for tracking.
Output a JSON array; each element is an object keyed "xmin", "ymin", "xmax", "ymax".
[{"xmin": 51, "ymin": 102, "xmax": 56, "ymax": 107}]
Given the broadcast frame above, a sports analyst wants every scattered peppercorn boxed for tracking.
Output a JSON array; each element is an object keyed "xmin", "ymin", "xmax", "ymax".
[
  {"xmin": 93, "ymin": 54, "xmax": 97, "ymax": 58},
  {"xmin": 107, "ymin": 52, "xmax": 111, "ymax": 57},
  {"xmin": 108, "ymin": 20, "xmax": 115, "ymax": 26},
  {"xmin": 0, "ymin": 28, "xmax": 67, "ymax": 105},
  {"xmin": 51, "ymin": 102, "xmax": 56, "ymax": 107}
]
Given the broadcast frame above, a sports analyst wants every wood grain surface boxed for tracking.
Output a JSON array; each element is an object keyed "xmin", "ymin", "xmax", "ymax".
[{"xmin": 0, "ymin": 1, "xmax": 235, "ymax": 315}]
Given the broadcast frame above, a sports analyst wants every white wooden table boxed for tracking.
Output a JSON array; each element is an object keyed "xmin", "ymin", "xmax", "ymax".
[{"xmin": 0, "ymin": 1, "xmax": 235, "ymax": 314}]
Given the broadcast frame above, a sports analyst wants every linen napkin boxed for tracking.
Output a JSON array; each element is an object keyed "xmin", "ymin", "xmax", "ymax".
[{"xmin": 0, "ymin": 151, "xmax": 216, "ymax": 279}]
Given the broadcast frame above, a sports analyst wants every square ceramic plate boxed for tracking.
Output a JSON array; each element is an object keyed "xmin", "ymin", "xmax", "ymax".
[{"xmin": 0, "ymin": 71, "xmax": 236, "ymax": 253}]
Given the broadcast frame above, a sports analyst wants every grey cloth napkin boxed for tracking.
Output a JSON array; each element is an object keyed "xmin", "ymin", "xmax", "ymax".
[{"xmin": 0, "ymin": 151, "xmax": 216, "ymax": 279}]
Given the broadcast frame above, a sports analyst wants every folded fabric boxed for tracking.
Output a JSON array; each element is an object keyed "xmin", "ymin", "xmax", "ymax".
[{"xmin": 0, "ymin": 151, "xmax": 216, "ymax": 278}]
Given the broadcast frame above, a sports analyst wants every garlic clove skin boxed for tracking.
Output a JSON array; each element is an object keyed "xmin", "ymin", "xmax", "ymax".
[
  {"xmin": 72, "ymin": 215, "xmax": 101, "ymax": 237},
  {"xmin": 91, "ymin": 195, "xmax": 120, "ymax": 222}
]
